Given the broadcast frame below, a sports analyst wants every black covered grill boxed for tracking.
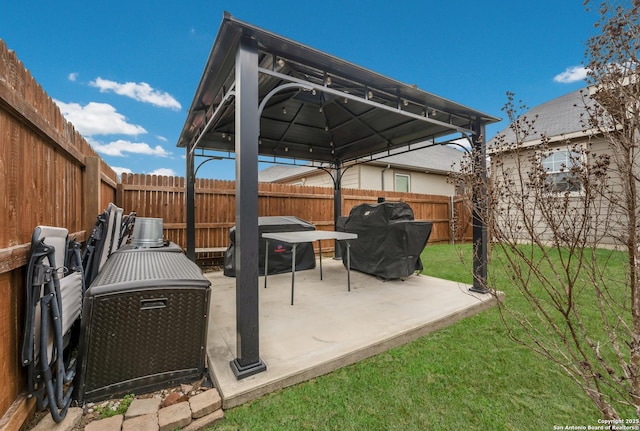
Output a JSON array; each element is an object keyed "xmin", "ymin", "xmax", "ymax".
[
  {"xmin": 338, "ymin": 202, "xmax": 432, "ymax": 279},
  {"xmin": 224, "ymin": 216, "xmax": 316, "ymax": 277},
  {"xmin": 74, "ymin": 245, "xmax": 211, "ymax": 403}
]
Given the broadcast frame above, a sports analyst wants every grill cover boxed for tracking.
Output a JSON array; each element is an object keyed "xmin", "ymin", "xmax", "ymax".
[
  {"xmin": 74, "ymin": 248, "xmax": 211, "ymax": 403},
  {"xmin": 339, "ymin": 202, "xmax": 432, "ymax": 279},
  {"xmin": 224, "ymin": 216, "xmax": 316, "ymax": 277}
]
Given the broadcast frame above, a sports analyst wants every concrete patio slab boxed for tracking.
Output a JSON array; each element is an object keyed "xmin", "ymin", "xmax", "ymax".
[{"xmin": 204, "ymin": 258, "xmax": 500, "ymax": 409}]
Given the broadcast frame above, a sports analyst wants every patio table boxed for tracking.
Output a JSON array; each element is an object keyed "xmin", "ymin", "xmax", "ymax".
[{"xmin": 262, "ymin": 231, "xmax": 358, "ymax": 305}]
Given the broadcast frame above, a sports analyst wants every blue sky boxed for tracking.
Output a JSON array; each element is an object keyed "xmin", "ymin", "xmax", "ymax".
[{"xmin": 0, "ymin": 1, "xmax": 597, "ymax": 180}]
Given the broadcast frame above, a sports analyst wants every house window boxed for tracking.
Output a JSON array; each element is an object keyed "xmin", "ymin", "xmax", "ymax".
[
  {"xmin": 395, "ymin": 174, "xmax": 410, "ymax": 192},
  {"xmin": 540, "ymin": 149, "xmax": 582, "ymax": 193}
]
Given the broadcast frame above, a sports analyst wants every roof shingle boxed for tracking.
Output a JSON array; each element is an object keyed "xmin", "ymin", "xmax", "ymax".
[{"xmin": 488, "ymin": 88, "xmax": 594, "ymax": 147}]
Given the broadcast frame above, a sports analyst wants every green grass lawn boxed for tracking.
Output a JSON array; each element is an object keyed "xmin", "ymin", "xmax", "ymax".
[{"xmin": 207, "ymin": 243, "xmax": 627, "ymax": 430}]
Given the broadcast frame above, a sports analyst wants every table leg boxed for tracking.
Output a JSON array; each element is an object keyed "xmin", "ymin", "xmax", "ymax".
[
  {"xmin": 264, "ymin": 239, "xmax": 269, "ymax": 289},
  {"xmin": 319, "ymin": 240, "xmax": 323, "ymax": 280},
  {"xmin": 291, "ymin": 244, "xmax": 297, "ymax": 305},
  {"xmin": 346, "ymin": 241, "xmax": 351, "ymax": 292}
]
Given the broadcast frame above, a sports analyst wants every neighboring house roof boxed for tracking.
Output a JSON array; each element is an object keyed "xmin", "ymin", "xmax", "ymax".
[
  {"xmin": 259, "ymin": 164, "xmax": 318, "ymax": 182},
  {"xmin": 372, "ymin": 144, "xmax": 464, "ymax": 173},
  {"xmin": 488, "ymin": 88, "xmax": 596, "ymax": 148},
  {"xmin": 258, "ymin": 145, "xmax": 465, "ymax": 182}
]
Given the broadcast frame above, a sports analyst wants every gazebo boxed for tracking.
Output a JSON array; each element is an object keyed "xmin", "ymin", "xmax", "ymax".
[{"xmin": 177, "ymin": 12, "xmax": 499, "ymax": 380}]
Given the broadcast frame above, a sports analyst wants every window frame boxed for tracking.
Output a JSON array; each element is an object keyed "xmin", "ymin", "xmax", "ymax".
[
  {"xmin": 538, "ymin": 145, "xmax": 585, "ymax": 195},
  {"xmin": 394, "ymin": 173, "xmax": 410, "ymax": 193}
]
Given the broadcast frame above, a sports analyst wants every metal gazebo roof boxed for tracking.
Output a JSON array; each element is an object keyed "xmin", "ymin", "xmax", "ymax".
[
  {"xmin": 177, "ymin": 12, "xmax": 498, "ymax": 381},
  {"xmin": 177, "ymin": 12, "xmax": 499, "ymax": 164}
]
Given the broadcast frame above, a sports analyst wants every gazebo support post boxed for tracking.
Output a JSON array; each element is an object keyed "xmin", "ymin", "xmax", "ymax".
[
  {"xmin": 470, "ymin": 118, "xmax": 490, "ymax": 294},
  {"xmin": 185, "ymin": 145, "xmax": 196, "ymax": 261},
  {"xmin": 230, "ymin": 35, "xmax": 267, "ymax": 379},
  {"xmin": 333, "ymin": 162, "xmax": 343, "ymax": 259}
]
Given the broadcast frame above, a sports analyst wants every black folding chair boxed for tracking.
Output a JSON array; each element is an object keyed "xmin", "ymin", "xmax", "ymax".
[
  {"xmin": 21, "ymin": 226, "xmax": 84, "ymax": 422},
  {"xmin": 82, "ymin": 203, "xmax": 135, "ymax": 286}
]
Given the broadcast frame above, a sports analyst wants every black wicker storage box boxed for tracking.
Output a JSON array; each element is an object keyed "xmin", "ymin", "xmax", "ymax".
[{"xmin": 74, "ymin": 248, "xmax": 211, "ymax": 403}]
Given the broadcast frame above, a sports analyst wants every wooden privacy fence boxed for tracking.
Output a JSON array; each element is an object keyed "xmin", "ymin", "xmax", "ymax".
[
  {"xmin": 0, "ymin": 40, "xmax": 118, "ymax": 428},
  {"xmin": 118, "ymin": 174, "xmax": 473, "ymax": 252}
]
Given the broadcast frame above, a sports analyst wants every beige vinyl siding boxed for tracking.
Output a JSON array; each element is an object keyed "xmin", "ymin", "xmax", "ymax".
[
  {"xmin": 276, "ymin": 163, "xmax": 456, "ymax": 196},
  {"xmin": 409, "ymin": 172, "xmax": 454, "ymax": 195},
  {"xmin": 493, "ymin": 136, "xmax": 625, "ymax": 248},
  {"xmin": 293, "ymin": 170, "xmax": 334, "ymax": 187}
]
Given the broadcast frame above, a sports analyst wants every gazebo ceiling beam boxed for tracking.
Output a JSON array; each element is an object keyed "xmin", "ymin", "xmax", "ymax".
[{"xmin": 258, "ymin": 68, "xmax": 475, "ymax": 135}]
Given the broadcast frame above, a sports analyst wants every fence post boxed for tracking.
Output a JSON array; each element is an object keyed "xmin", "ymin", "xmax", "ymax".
[
  {"xmin": 116, "ymin": 180, "xmax": 124, "ymax": 208},
  {"xmin": 84, "ymin": 156, "xmax": 101, "ymax": 236},
  {"xmin": 450, "ymin": 195, "xmax": 455, "ymax": 245}
]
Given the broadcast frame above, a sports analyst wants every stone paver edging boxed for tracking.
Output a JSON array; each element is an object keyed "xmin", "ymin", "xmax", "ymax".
[
  {"xmin": 89, "ymin": 388, "xmax": 223, "ymax": 431},
  {"xmin": 29, "ymin": 387, "xmax": 224, "ymax": 431}
]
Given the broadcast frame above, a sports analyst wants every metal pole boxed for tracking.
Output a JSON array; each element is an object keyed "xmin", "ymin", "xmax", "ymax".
[
  {"xmin": 230, "ymin": 34, "xmax": 267, "ymax": 379},
  {"xmin": 470, "ymin": 118, "xmax": 489, "ymax": 294},
  {"xmin": 333, "ymin": 162, "xmax": 343, "ymax": 259},
  {"xmin": 450, "ymin": 195, "xmax": 455, "ymax": 245},
  {"xmin": 185, "ymin": 144, "xmax": 196, "ymax": 261}
]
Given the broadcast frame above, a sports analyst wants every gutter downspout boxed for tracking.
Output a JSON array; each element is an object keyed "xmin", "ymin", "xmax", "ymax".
[{"xmin": 381, "ymin": 164, "xmax": 391, "ymax": 190}]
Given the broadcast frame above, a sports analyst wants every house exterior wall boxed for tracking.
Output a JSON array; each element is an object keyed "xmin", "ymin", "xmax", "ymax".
[
  {"xmin": 491, "ymin": 136, "xmax": 625, "ymax": 248},
  {"xmin": 408, "ymin": 171, "xmax": 454, "ymax": 195},
  {"xmin": 294, "ymin": 170, "xmax": 334, "ymax": 187},
  {"xmin": 341, "ymin": 166, "xmax": 361, "ymax": 189},
  {"xmin": 288, "ymin": 164, "xmax": 456, "ymax": 195},
  {"xmin": 359, "ymin": 164, "xmax": 383, "ymax": 190}
]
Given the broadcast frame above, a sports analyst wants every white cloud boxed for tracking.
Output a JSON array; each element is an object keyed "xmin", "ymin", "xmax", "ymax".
[
  {"xmin": 111, "ymin": 166, "xmax": 133, "ymax": 176},
  {"xmin": 90, "ymin": 77, "xmax": 182, "ymax": 110},
  {"xmin": 91, "ymin": 139, "xmax": 170, "ymax": 157},
  {"xmin": 553, "ymin": 66, "xmax": 589, "ymax": 83},
  {"xmin": 149, "ymin": 168, "xmax": 177, "ymax": 177},
  {"xmin": 156, "ymin": 135, "xmax": 168, "ymax": 142},
  {"xmin": 55, "ymin": 100, "xmax": 147, "ymax": 136},
  {"xmin": 68, "ymin": 72, "xmax": 78, "ymax": 82}
]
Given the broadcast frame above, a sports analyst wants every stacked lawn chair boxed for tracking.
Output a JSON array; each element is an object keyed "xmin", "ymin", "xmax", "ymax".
[
  {"xmin": 82, "ymin": 203, "xmax": 136, "ymax": 286},
  {"xmin": 20, "ymin": 226, "xmax": 84, "ymax": 422},
  {"xmin": 21, "ymin": 203, "xmax": 135, "ymax": 422}
]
